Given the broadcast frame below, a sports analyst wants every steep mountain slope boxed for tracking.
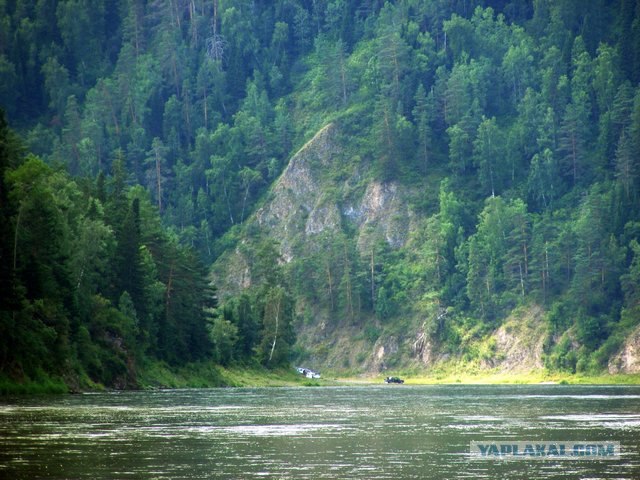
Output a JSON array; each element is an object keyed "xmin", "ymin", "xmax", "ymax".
[
  {"xmin": 212, "ymin": 122, "xmax": 421, "ymax": 369},
  {"xmin": 212, "ymin": 123, "xmax": 557, "ymax": 374},
  {"xmin": 213, "ymin": 122, "xmax": 413, "ymax": 286}
]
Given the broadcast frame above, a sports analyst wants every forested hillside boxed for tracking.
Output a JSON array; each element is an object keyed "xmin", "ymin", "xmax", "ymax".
[{"xmin": 1, "ymin": 0, "xmax": 640, "ymax": 387}]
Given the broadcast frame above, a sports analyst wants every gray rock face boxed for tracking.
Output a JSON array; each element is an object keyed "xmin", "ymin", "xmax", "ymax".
[
  {"xmin": 254, "ymin": 123, "xmax": 341, "ymax": 260},
  {"xmin": 346, "ymin": 181, "xmax": 411, "ymax": 250},
  {"xmin": 609, "ymin": 325, "xmax": 640, "ymax": 374},
  {"xmin": 216, "ymin": 123, "xmax": 416, "ymax": 293}
]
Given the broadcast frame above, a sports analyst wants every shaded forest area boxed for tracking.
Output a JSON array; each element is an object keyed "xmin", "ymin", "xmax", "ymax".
[{"xmin": 1, "ymin": 0, "xmax": 640, "ymax": 387}]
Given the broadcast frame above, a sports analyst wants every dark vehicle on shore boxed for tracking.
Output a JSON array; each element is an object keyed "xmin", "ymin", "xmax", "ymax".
[{"xmin": 384, "ymin": 376, "xmax": 404, "ymax": 384}]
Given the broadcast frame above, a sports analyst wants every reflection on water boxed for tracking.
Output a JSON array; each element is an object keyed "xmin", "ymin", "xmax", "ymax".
[{"xmin": 1, "ymin": 385, "xmax": 639, "ymax": 479}]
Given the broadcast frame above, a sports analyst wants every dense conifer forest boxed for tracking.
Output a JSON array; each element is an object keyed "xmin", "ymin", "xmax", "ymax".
[{"xmin": 1, "ymin": 0, "xmax": 639, "ymax": 389}]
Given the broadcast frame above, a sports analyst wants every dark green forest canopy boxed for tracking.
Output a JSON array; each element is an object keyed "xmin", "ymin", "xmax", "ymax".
[{"xmin": 1, "ymin": 0, "xmax": 640, "ymax": 387}]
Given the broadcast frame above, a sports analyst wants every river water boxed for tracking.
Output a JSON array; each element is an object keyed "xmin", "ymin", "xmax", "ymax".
[{"xmin": 1, "ymin": 384, "xmax": 639, "ymax": 479}]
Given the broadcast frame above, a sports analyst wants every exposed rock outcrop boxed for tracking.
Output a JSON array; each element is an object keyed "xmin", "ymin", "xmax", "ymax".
[
  {"xmin": 255, "ymin": 123, "xmax": 342, "ymax": 258},
  {"xmin": 213, "ymin": 123, "xmax": 417, "ymax": 296},
  {"xmin": 608, "ymin": 324, "xmax": 640, "ymax": 374},
  {"xmin": 412, "ymin": 329, "xmax": 434, "ymax": 366},
  {"xmin": 482, "ymin": 305, "xmax": 547, "ymax": 372},
  {"xmin": 345, "ymin": 181, "xmax": 413, "ymax": 251},
  {"xmin": 369, "ymin": 335, "xmax": 399, "ymax": 372}
]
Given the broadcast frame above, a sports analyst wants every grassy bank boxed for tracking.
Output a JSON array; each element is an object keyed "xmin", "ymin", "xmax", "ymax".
[
  {"xmin": 3, "ymin": 365, "xmax": 639, "ymax": 395},
  {"xmin": 0, "ymin": 362, "xmax": 317, "ymax": 395},
  {"xmin": 136, "ymin": 360, "xmax": 319, "ymax": 389},
  {"xmin": 0, "ymin": 373, "xmax": 69, "ymax": 395},
  {"xmin": 363, "ymin": 369, "xmax": 640, "ymax": 385}
]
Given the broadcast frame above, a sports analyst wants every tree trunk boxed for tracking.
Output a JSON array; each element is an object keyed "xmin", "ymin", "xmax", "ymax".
[
  {"xmin": 326, "ymin": 260, "xmax": 334, "ymax": 311},
  {"xmin": 154, "ymin": 147, "xmax": 162, "ymax": 211},
  {"xmin": 268, "ymin": 294, "xmax": 281, "ymax": 363},
  {"xmin": 13, "ymin": 202, "xmax": 24, "ymax": 271},
  {"xmin": 370, "ymin": 248, "xmax": 375, "ymax": 308}
]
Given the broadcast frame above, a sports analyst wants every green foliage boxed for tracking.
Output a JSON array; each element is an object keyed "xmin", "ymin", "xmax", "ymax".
[
  {"xmin": 256, "ymin": 286, "xmax": 296, "ymax": 368},
  {"xmin": 363, "ymin": 324, "xmax": 381, "ymax": 344},
  {"xmin": 0, "ymin": 111, "xmax": 215, "ymax": 389},
  {"xmin": 2, "ymin": 0, "xmax": 640, "ymax": 382},
  {"xmin": 0, "ymin": 373, "xmax": 68, "ymax": 395},
  {"xmin": 209, "ymin": 318, "xmax": 239, "ymax": 366},
  {"xmin": 545, "ymin": 334, "xmax": 577, "ymax": 373}
]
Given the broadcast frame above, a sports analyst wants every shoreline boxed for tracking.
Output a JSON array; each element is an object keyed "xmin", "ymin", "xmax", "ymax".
[
  {"xmin": 336, "ymin": 371, "xmax": 640, "ymax": 386},
  {"xmin": 341, "ymin": 372, "xmax": 640, "ymax": 385},
  {"xmin": 3, "ymin": 368, "xmax": 640, "ymax": 395}
]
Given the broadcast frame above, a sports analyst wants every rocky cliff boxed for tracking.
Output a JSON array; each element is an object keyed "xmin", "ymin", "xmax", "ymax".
[
  {"xmin": 212, "ymin": 123, "xmax": 415, "ymax": 294},
  {"xmin": 210, "ymin": 123, "xmax": 424, "ymax": 371},
  {"xmin": 254, "ymin": 122, "xmax": 343, "ymax": 261},
  {"xmin": 609, "ymin": 325, "xmax": 640, "ymax": 374}
]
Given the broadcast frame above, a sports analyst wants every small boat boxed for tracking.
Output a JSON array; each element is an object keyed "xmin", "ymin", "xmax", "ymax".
[
  {"xmin": 295, "ymin": 366, "xmax": 321, "ymax": 379},
  {"xmin": 384, "ymin": 376, "xmax": 404, "ymax": 384}
]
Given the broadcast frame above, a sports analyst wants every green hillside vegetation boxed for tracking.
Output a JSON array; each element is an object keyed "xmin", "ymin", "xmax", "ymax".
[{"xmin": 1, "ymin": 0, "xmax": 640, "ymax": 389}]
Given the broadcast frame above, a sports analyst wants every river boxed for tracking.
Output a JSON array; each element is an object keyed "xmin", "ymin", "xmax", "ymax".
[{"xmin": 1, "ymin": 384, "xmax": 639, "ymax": 479}]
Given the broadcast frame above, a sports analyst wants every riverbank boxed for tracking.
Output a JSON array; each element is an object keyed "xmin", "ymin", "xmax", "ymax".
[
  {"xmin": 0, "ymin": 361, "xmax": 320, "ymax": 394},
  {"xmin": 352, "ymin": 371, "xmax": 640, "ymax": 385},
  {"xmin": 3, "ymin": 366, "xmax": 639, "ymax": 394},
  {"xmin": 0, "ymin": 374, "xmax": 69, "ymax": 395},
  {"xmin": 137, "ymin": 361, "xmax": 323, "ymax": 388}
]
